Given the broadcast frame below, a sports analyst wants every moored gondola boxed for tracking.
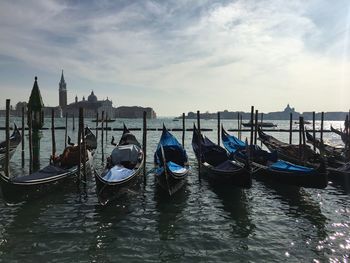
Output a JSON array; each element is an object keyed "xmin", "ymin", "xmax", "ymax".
[
  {"xmin": 222, "ymin": 127, "xmax": 328, "ymax": 188},
  {"xmin": 0, "ymin": 124, "xmax": 21, "ymax": 165},
  {"xmin": 154, "ymin": 125, "xmax": 189, "ymax": 196},
  {"xmin": 85, "ymin": 126, "xmax": 97, "ymax": 151},
  {"xmin": 192, "ymin": 125, "xmax": 251, "ymax": 188},
  {"xmin": 258, "ymin": 127, "xmax": 322, "ymax": 167},
  {"xmin": 0, "ymin": 145, "xmax": 92, "ymax": 203},
  {"xmin": 94, "ymin": 124, "xmax": 144, "ymax": 205}
]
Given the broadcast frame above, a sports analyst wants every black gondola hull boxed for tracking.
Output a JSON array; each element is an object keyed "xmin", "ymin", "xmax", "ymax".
[{"xmin": 155, "ymin": 166, "xmax": 188, "ymax": 196}]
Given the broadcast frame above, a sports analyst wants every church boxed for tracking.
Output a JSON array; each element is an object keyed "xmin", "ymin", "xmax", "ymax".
[{"xmin": 58, "ymin": 71, "xmax": 156, "ymax": 119}]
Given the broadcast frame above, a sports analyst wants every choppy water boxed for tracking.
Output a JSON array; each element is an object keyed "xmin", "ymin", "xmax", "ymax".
[{"xmin": 0, "ymin": 117, "xmax": 349, "ymax": 262}]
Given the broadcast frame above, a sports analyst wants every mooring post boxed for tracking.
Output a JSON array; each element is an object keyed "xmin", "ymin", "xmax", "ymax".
[
  {"xmin": 21, "ymin": 106, "xmax": 25, "ymax": 167},
  {"xmin": 142, "ymin": 111, "xmax": 147, "ymax": 179},
  {"xmin": 105, "ymin": 112, "xmax": 108, "ymax": 143},
  {"xmin": 182, "ymin": 113, "xmax": 185, "ymax": 148},
  {"xmin": 64, "ymin": 113, "xmax": 68, "ymax": 148},
  {"xmin": 81, "ymin": 108, "xmax": 86, "ymax": 182},
  {"xmin": 298, "ymin": 116, "xmax": 302, "ymax": 160},
  {"xmin": 101, "ymin": 111, "xmax": 105, "ymax": 163},
  {"xmin": 260, "ymin": 113, "xmax": 264, "ymax": 147},
  {"xmin": 95, "ymin": 112, "xmax": 99, "ymax": 141},
  {"xmin": 301, "ymin": 117, "xmax": 306, "ymax": 146},
  {"xmin": 5, "ymin": 99, "xmax": 10, "ymax": 178},
  {"xmin": 77, "ymin": 108, "xmax": 82, "ymax": 188},
  {"xmin": 217, "ymin": 111, "xmax": 221, "ymax": 146},
  {"xmin": 51, "ymin": 109, "xmax": 56, "ymax": 161},
  {"xmin": 250, "ymin": 106, "xmax": 254, "ymax": 146},
  {"xmin": 28, "ymin": 110, "xmax": 33, "ymax": 174},
  {"xmin": 320, "ymin": 112, "xmax": 324, "ymax": 142},
  {"xmin": 237, "ymin": 112, "xmax": 240, "ymax": 138},
  {"xmin": 312, "ymin": 111, "xmax": 316, "ymax": 151},
  {"xmin": 197, "ymin": 110, "xmax": 201, "ymax": 177},
  {"xmin": 289, "ymin": 113, "xmax": 293, "ymax": 144},
  {"xmin": 73, "ymin": 113, "xmax": 75, "ymax": 131},
  {"xmin": 254, "ymin": 109, "xmax": 258, "ymax": 145},
  {"xmin": 239, "ymin": 115, "xmax": 243, "ymax": 140}
]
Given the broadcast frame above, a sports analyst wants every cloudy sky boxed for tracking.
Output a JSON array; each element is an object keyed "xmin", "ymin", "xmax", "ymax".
[{"xmin": 0, "ymin": 0, "xmax": 349, "ymax": 116}]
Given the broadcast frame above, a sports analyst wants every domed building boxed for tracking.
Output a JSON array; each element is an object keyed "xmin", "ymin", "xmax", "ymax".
[{"xmin": 88, "ymin": 91, "xmax": 98, "ymax": 103}]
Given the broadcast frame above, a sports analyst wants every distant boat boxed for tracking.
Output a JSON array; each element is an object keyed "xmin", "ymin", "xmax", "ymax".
[
  {"xmin": 91, "ymin": 119, "xmax": 116, "ymax": 123},
  {"xmin": 294, "ymin": 121, "xmax": 311, "ymax": 125},
  {"xmin": 172, "ymin": 118, "xmax": 179, "ymax": 122},
  {"xmin": 242, "ymin": 122, "xmax": 277, "ymax": 128}
]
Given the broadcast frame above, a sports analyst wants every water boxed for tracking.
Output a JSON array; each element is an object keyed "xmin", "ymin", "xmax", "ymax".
[{"xmin": 0, "ymin": 118, "xmax": 349, "ymax": 262}]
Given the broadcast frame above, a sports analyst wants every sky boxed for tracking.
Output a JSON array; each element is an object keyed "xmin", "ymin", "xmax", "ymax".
[{"xmin": 0, "ymin": 0, "xmax": 350, "ymax": 116}]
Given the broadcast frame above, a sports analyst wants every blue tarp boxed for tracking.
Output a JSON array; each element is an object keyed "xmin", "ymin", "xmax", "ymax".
[
  {"xmin": 154, "ymin": 127, "xmax": 188, "ymax": 166},
  {"xmin": 268, "ymin": 160, "xmax": 314, "ymax": 173},
  {"xmin": 102, "ymin": 165, "xmax": 134, "ymax": 182}
]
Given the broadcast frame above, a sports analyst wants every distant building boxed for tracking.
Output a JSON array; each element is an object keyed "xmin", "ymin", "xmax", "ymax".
[
  {"xmin": 115, "ymin": 106, "xmax": 157, "ymax": 119},
  {"xmin": 63, "ymin": 91, "xmax": 114, "ymax": 118},
  {"xmin": 59, "ymin": 70, "xmax": 67, "ymax": 108}
]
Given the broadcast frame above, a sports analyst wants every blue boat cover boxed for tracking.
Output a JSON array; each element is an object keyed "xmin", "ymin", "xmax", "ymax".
[
  {"xmin": 268, "ymin": 160, "xmax": 314, "ymax": 173},
  {"xmin": 154, "ymin": 127, "xmax": 188, "ymax": 166},
  {"xmin": 156, "ymin": 161, "xmax": 188, "ymax": 175},
  {"xmin": 222, "ymin": 132, "xmax": 246, "ymax": 154},
  {"xmin": 102, "ymin": 165, "xmax": 134, "ymax": 182}
]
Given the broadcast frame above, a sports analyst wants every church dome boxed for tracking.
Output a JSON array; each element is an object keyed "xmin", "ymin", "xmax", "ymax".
[{"xmin": 88, "ymin": 91, "xmax": 97, "ymax": 103}]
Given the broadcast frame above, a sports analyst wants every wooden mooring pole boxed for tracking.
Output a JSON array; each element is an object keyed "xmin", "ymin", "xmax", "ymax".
[
  {"xmin": 217, "ymin": 111, "xmax": 221, "ymax": 146},
  {"xmin": 28, "ymin": 111, "xmax": 33, "ymax": 174},
  {"xmin": 320, "ymin": 112, "xmax": 324, "ymax": 142},
  {"xmin": 197, "ymin": 110, "xmax": 201, "ymax": 177},
  {"xmin": 81, "ymin": 108, "xmax": 86, "ymax": 182},
  {"xmin": 312, "ymin": 111, "xmax": 316, "ymax": 151},
  {"xmin": 73, "ymin": 113, "xmax": 75, "ymax": 131},
  {"xmin": 237, "ymin": 112, "xmax": 240, "ymax": 138},
  {"xmin": 21, "ymin": 106, "xmax": 25, "ymax": 167},
  {"xmin": 105, "ymin": 112, "xmax": 108, "ymax": 143},
  {"xmin": 142, "ymin": 111, "xmax": 147, "ymax": 179},
  {"xmin": 182, "ymin": 113, "xmax": 185, "ymax": 148},
  {"xmin": 254, "ymin": 109, "xmax": 258, "ymax": 145},
  {"xmin": 101, "ymin": 111, "xmax": 104, "ymax": 163},
  {"xmin": 289, "ymin": 113, "xmax": 293, "ymax": 144},
  {"xmin": 260, "ymin": 113, "xmax": 263, "ymax": 147},
  {"xmin": 64, "ymin": 113, "xmax": 68, "ymax": 148},
  {"xmin": 299, "ymin": 116, "xmax": 302, "ymax": 161},
  {"xmin": 239, "ymin": 115, "xmax": 242, "ymax": 140},
  {"xmin": 250, "ymin": 106, "xmax": 254, "ymax": 146},
  {"xmin": 77, "ymin": 108, "xmax": 82, "ymax": 188},
  {"xmin": 51, "ymin": 109, "xmax": 56, "ymax": 160},
  {"xmin": 95, "ymin": 112, "xmax": 99, "ymax": 141},
  {"xmin": 5, "ymin": 99, "xmax": 10, "ymax": 178}
]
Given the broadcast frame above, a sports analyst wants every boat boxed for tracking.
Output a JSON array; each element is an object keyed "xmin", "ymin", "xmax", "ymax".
[
  {"xmin": 192, "ymin": 125, "xmax": 251, "ymax": 188},
  {"xmin": 172, "ymin": 118, "xmax": 179, "ymax": 122},
  {"xmin": 331, "ymin": 125, "xmax": 349, "ymax": 145},
  {"xmin": 258, "ymin": 127, "xmax": 322, "ymax": 167},
  {"xmin": 91, "ymin": 119, "xmax": 116, "ymax": 123},
  {"xmin": 0, "ymin": 145, "xmax": 93, "ymax": 203},
  {"xmin": 305, "ymin": 130, "xmax": 346, "ymax": 166},
  {"xmin": 94, "ymin": 124, "xmax": 144, "ymax": 205},
  {"xmin": 154, "ymin": 125, "xmax": 189, "ymax": 195},
  {"xmin": 0, "ymin": 124, "xmax": 21, "ymax": 166},
  {"xmin": 242, "ymin": 122, "xmax": 277, "ymax": 128},
  {"xmin": 222, "ymin": 127, "xmax": 328, "ymax": 188},
  {"xmin": 84, "ymin": 127, "xmax": 97, "ymax": 151},
  {"xmin": 295, "ymin": 121, "xmax": 312, "ymax": 125}
]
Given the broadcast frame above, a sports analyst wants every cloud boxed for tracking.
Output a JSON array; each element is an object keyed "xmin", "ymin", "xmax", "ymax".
[{"xmin": 0, "ymin": 0, "xmax": 349, "ymax": 114}]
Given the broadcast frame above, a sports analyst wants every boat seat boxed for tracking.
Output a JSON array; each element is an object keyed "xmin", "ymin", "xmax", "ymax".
[{"xmin": 111, "ymin": 144, "xmax": 141, "ymax": 167}]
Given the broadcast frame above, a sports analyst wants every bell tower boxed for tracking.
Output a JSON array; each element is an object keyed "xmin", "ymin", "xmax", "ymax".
[{"xmin": 59, "ymin": 70, "xmax": 67, "ymax": 108}]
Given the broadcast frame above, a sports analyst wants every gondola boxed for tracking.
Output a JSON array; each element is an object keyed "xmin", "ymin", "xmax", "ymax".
[
  {"xmin": 331, "ymin": 125, "xmax": 349, "ymax": 145},
  {"xmin": 154, "ymin": 125, "xmax": 189, "ymax": 195},
  {"xmin": 84, "ymin": 127, "xmax": 97, "ymax": 151},
  {"xmin": 258, "ymin": 127, "xmax": 322, "ymax": 167},
  {"xmin": 94, "ymin": 124, "xmax": 144, "ymax": 205},
  {"xmin": 305, "ymin": 130, "xmax": 346, "ymax": 166},
  {"xmin": 192, "ymin": 125, "xmax": 251, "ymax": 188},
  {"xmin": 91, "ymin": 119, "xmax": 116, "ymax": 123},
  {"xmin": 0, "ymin": 124, "xmax": 21, "ymax": 165},
  {"xmin": 222, "ymin": 127, "xmax": 328, "ymax": 188},
  {"xmin": 0, "ymin": 145, "xmax": 92, "ymax": 203}
]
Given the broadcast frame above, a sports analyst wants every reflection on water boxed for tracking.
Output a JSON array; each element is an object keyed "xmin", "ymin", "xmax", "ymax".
[{"xmin": 208, "ymin": 184, "xmax": 255, "ymax": 239}]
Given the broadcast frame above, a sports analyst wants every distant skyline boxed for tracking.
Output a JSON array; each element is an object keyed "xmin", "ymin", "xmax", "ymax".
[{"xmin": 0, "ymin": 0, "xmax": 350, "ymax": 116}]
